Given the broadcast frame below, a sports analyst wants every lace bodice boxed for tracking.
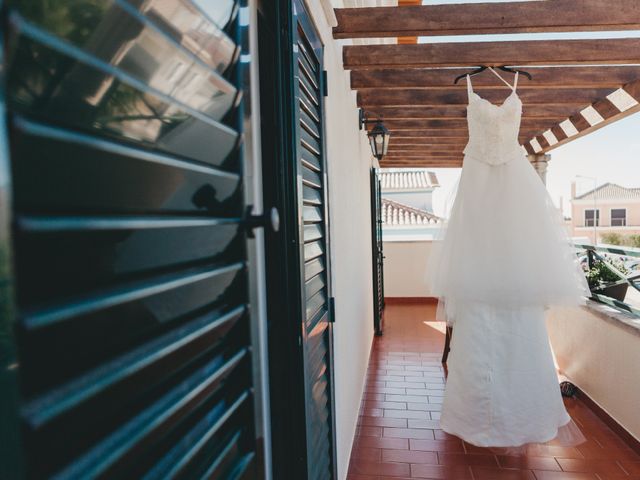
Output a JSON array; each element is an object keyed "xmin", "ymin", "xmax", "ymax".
[{"xmin": 463, "ymin": 71, "xmax": 525, "ymax": 166}]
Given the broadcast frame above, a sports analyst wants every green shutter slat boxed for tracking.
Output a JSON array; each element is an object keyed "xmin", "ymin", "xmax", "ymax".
[
  {"xmin": 49, "ymin": 350, "xmax": 247, "ymax": 479},
  {"xmin": 302, "ymin": 165, "xmax": 322, "ymax": 189},
  {"xmin": 303, "ymin": 185, "xmax": 323, "ymax": 206}
]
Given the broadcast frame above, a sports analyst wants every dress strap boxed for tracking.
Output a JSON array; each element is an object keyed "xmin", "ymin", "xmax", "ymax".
[
  {"xmin": 488, "ymin": 66, "xmax": 517, "ymax": 91},
  {"xmin": 513, "ymin": 71, "xmax": 519, "ymax": 92},
  {"xmin": 466, "ymin": 74, "xmax": 474, "ymax": 99}
]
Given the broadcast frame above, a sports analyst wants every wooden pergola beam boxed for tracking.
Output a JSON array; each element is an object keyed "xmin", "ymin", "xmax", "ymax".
[
  {"xmin": 387, "ymin": 153, "xmax": 464, "ymax": 159},
  {"xmin": 351, "ymin": 66, "xmax": 640, "ymax": 90},
  {"xmin": 390, "ymin": 136, "xmax": 468, "ymax": 144},
  {"xmin": 388, "ymin": 145, "xmax": 464, "ymax": 152},
  {"xmin": 371, "ymin": 118, "xmax": 558, "ymax": 131},
  {"xmin": 389, "ymin": 131, "xmax": 469, "ymax": 140},
  {"xmin": 525, "ymin": 80, "xmax": 640, "ymax": 153},
  {"xmin": 381, "ymin": 159, "xmax": 463, "ymax": 167},
  {"xmin": 381, "ymin": 162, "xmax": 463, "ymax": 169},
  {"xmin": 365, "ymin": 105, "xmax": 586, "ymax": 120},
  {"xmin": 358, "ymin": 88, "xmax": 615, "ymax": 107},
  {"xmin": 387, "ymin": 129, "xmax": 550, "ymax": 140},
  {"xmin": 344, "ymin": 39, "xmax": 640, "ymax": 70},
  {"xmin": 334, "ymin": 0, "xmax": 640, "ymax": 39}
]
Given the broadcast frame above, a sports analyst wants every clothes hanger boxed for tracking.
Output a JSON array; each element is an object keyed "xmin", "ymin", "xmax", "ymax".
[{"xmin": 453, "ymin": 65, "xmax": 533, "ymax": 85}]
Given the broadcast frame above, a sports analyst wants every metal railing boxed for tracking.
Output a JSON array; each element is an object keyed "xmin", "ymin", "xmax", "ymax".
[{"xmin": 574, "ymin": 243, "xmax": 640, "ymax": 317}]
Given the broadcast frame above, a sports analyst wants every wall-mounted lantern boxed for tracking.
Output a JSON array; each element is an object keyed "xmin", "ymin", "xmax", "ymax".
[{"xmin": 360, "ymin": 110, "xmax": 390, "ymax": 161}]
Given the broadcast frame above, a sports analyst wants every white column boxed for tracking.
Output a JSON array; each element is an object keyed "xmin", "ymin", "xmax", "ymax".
[{"xmin": 528, "ymin": 154, "xmax": 551, "ymax": 185}]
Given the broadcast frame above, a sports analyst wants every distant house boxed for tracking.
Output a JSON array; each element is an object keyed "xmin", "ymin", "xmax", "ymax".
[
  {"xmin": 570, "ymin": 181, "xmax": 640, "ymax": 243},
  {"xmin": 379, "ymin": 168, "xmax": 442, "ymax": 240}
]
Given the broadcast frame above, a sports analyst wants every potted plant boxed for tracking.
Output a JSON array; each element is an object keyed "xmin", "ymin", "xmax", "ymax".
[{"xmin": 584, "ymin": 255, "xmax": 630, "ymax": 302}]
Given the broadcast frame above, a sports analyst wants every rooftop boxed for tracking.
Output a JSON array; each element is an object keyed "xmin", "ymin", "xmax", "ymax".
[
  {"xmin": 380, "ymin": 168, "xmax": 439, "ymax": 191},
  {"xmin": 575, "ymin": 182, "xmax": 640, "ymax": 201},
  {"xmin": 382, "ymin": 199, "xmax": 441, "ymax": 226}
]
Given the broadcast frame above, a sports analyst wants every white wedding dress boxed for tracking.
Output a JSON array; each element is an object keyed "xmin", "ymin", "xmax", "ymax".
[{"xmin": 428, "ymin": 69, "xmax": 589, "ymax": 448}]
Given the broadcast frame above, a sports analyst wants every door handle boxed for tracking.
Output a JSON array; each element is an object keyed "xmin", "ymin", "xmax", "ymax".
[{"xmin": 245, "ymin": 206, "xmax": 280, "ymax": 238}]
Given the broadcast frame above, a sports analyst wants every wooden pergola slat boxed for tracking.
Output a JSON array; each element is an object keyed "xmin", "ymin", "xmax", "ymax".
[
  {"xmin": 358, "ymin": 88, "xmax": 616, "ymax": 107},
  {"xmin": 352, "ymin": 66, "xmax": 640, "ymax": 90},
  {"xmin": 334, "ymin": 0, "xmax": 640, "ymax": 39},
  {"xmin": 525, "ymin": 79, "xmax": 640, "ymax": 154},
  {"xmin": 344, "ymin": 39, "xmax": 640, "ymax": 69}
]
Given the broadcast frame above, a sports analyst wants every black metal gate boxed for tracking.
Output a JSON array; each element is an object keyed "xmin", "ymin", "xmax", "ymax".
[{"xmin": 0, "ymin": 1, "xmax": 263, "ymax": 478}]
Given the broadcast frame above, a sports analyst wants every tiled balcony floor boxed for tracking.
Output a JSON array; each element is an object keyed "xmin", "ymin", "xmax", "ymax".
[{"xmin": 347, "ymin": 300, "xmax": 640, "ymax": 480}]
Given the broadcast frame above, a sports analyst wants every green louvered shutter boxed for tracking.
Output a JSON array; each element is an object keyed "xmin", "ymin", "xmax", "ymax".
[
  {"xmin": 1, "ymin": 1, "xmax": 261, "ymax": 478},
  {"xmin": 371, "ymin": 168, "xmax": 385, "ymax": 335},
  {"xmin": 293, "ymin": 3, "xmax": 337, "ymax": 479}
]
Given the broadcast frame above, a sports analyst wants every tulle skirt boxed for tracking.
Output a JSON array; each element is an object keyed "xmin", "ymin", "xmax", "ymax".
[{"xmin": 427, "ymin": 153, "xmax": 589, "ymax": 325}]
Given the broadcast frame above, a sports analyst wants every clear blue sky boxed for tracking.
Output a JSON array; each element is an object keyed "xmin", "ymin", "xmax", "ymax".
[{"xmin": 419, "ymin": 0, "xmax": 640, "ymax": 217}]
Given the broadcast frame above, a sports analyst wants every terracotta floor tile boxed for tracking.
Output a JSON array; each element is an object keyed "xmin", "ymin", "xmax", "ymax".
[
  {"xmin": 367, "ymin": 387, "xmax": 407, "ymax": 395},
  {"xmin": 525, "ymin": 445, "xmax": 585, "ymax": 459},
  {"xmin": 364, "ymin": 393, "xmax": 387, "ymax": 401},
  {"xmin": 350, "ymin": 459, "xmax": 411, "ymax": 477},
  {"xmin": 352, "ymin": 447, "xmax": 382, "ymax": 461},
  {"xmin": 384, "ymin": 428, "xmax": 436, "ymax": 440},
  {"xmin": 362, "ymin": 407, "xmax": 384, "ymax": 417},
  {"xmin": 410, "ymin": 439, "xmax": 466, "ymax": 454},
  {"xmin": 555, "ymin": 458, "xmax": 627, "ymax": 475},
  {"xmin": 407, "ymin": 419, "xmax": 440, "ymax": 429},
  {"xmin": 382, "ymin": 449, "xmax": 438, "ymax": 464},
  {"xmin": 618, "ymin": 460, "xmax": 640, "ymax": 475},
  {"xmin": 497, "ymin": 455, "xmax": 561, "ymax": 471},
  {"xmin": 438, "ymin": 452, "xmax": 498, "ymax": 467},
  {"xmin": 360, "ymin": 416, "xmax": 409, "ymax": 428},
  {"xmin": 388, "ymin": 382, "xmax": 429, "ymax": 389},
  {"xmin": 471, "ymin": 466, "xmax": 536, "ymax": 479},
  {"xmin": 385, "ymin": 410, "xmax": 432, "ymax": 420},
  {"xmin": 410, "ymin": 464, "xmax": 473, "ymax": 479},
  {"xmin": 363, "ymin": 401, "xmax": 408, "ymax": 411},
  {"xmin": 531, "ymin": 471, "xmax": 598, "ymax": 480},
  {"xmin": 358, "ymin": 426, "xmax": 383, "ymax": 437},
  {"xmin": 347, "ymin": 474, "xmax": 379, "ymax": 480},
  {"xmin": 356, "ymin": 436, "xmax": 410, "ymax": 450},
  {"xmin": 387, "ymin": 395, "xmax": 444, "ymax": 404}
]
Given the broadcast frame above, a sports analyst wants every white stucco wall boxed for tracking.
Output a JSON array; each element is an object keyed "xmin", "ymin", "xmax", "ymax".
[
  {"xmin": 305, "ymin": 1, "xmax": 377, "ymax": 478},
  {"xmin": 383, "ymin": 240, "xmax": 434, "ymax": 297},
  {"xmin": 546, "ymin": 304, "xmax": 640, "ymax": 443}
]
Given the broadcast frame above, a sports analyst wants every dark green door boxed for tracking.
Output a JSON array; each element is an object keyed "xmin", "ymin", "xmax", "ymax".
[
  {"xmin": 371, "ymin": 168, "xmax": 385, "ymax": 335},
  {"xmin": 293, "ymin": 3, "xmax": 337, "ymax": 479},
  {"xmin": 0, "ymin": 1, "xmax": 263, "ymax": 478}
]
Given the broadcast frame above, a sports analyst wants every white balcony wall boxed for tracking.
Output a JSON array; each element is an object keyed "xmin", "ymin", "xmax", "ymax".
[
  {"xmin": 546, "ymin": 304, "xmax": 640, "ymax": 444},
  {"xmin": 383, "ymin": 239, "xmax": 434, "ymax": 298}
]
